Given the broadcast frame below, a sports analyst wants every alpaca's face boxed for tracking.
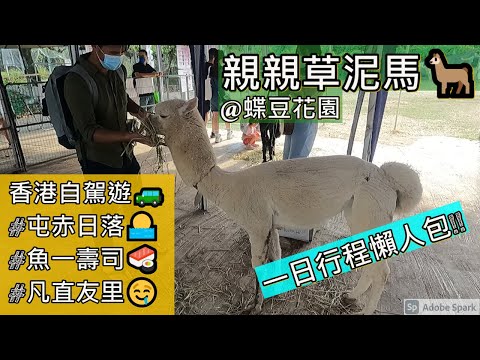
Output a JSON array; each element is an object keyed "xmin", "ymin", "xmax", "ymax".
[
  {"xmin": 429, "ymin": 54, "xmax": 441, "ymax": 65},
  {"xmin": 150, "ymin": 98, "xmax": 199, "ymax": 137}
]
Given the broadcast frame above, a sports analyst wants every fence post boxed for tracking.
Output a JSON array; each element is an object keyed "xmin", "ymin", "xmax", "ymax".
[
  {"xmin": 393, "ymin": 90, "xmax": 402, "ymax": 131},
  {"xmin": 0, "ymin": 71, "xmax": 27, "ymax": 173},
  {"xmin": 156, "ymin": 45, "xmax": 164, "ymax": 102}
]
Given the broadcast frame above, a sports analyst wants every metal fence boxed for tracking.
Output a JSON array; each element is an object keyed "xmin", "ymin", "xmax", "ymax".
[
  {"xmin": 160, "ymin": 74, "xmax": 196, "ymax": 101},
  {"xmin": 0, "ymin": 92, "xmax": 18, "ymax": 173},
  {"xmin": 128, "ymin": 74, "xmax": 196, "ymax": 109},
  {"xmin": 0, "ymin": 73, "xmax": 196, "ymax": 174},
  {"xmin": 5, "ymin": 81, "xmax": 75, "ymax": 170}
]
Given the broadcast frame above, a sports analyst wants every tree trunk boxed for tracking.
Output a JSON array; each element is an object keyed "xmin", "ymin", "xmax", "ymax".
[{"xmin": 20, "ymin": 48, "xmax": 41, "ymax": 83}]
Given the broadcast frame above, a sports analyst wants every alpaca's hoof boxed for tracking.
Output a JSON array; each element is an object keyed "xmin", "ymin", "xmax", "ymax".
[
  {"xmin": 340, "ymin": 293, "xmax": 364, "ymax": 314},
  {"xmin": 352, "ymin": 309, "xmax": 366, "ymax": 315},
  {"xmin": 251, "ymin": 305, "xmax": 262, "ymax": 315},
  {"xmin": 240, "ymin": 304, "xmax": 262, "ymax": 315},
  {"xmin": 341, "ymin": 293, "xmax": 358, "ymax": 305},
  {"xmin": 240, "ymin": 307, "xmax": 252, "ymax": 315},
  {"xmin": 240, "ymin": 299, "xmax": 263, "ymax": 315},
  {"xmin": 351, "ymin": 307, "xmax": 376, "ymax": 315},
  {"xmin": 242, "ymin": 305, "xmax": 262, "ymax": 315}
]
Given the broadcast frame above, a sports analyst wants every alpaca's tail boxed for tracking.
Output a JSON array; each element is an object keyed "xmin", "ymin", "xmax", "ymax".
[
  {"xmin": 463, "ymin": 67, "xmax": 469, "ymax": 72},
  {"xmin": 380, "ymin": 162, "xmax": 423, "ymax": 214}
]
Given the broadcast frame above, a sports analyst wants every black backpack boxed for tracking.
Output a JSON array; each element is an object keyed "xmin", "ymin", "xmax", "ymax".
[{"xmin": 44, "ymin": 64, "xmax": 125, "ymax": 149}]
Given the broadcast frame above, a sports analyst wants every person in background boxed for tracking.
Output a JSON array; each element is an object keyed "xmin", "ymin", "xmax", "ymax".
[
  {"xmin": 0, "ymin": 107, "xmax": 11, "ymax": 148},
  {"xmin": 0, "ymin": 114, "xmax": 12, "ymax": 158},
  {"xmin": 209, "ymin": 48, "xmax": 233, "ymax": 143},
  {"xmin": 204, "ymin": 47, "xmax": 215, "ymax": 138},
  {"xmin": 241, "ymin": 123, "xmax": 260, "ymax": 150},
  {"xmin": 132, "ymin": 49, "xmax": 162, "ymax": 113},
  {"xmin": 64, "ymin": 45, "xmax": 153, "ymax": 175},
  {"xmin": 283, "ymin": 122, "xmax": 318, "ymax": 159}
]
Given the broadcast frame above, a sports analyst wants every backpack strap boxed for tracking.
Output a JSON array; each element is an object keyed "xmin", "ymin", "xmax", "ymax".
[
  {"xmin": 116, "ymin": 66, "xmax": 126, "ymax": 89},
  {"xmin": 116, "ymin": 66, "xmax": 125, "ymax": 81},
  {"xmin": 69, "ymin": 65, "xmax": 126, "ymax": 108},
  {"xmin": 66, "ymin": 64, "xmax": 99, "ymax": 165},
  {"xmin": 69, "ymin": 64, "xmax": 99, "ymax": 109}
]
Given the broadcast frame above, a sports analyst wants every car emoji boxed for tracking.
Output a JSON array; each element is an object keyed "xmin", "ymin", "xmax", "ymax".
[{"xmin": 134, "ymin": 188, "xmax": 164, "ymax": 208}]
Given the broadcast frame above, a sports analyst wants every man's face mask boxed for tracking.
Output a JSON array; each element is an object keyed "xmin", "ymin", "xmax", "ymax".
[
  {"xmin": 96, "ymin": 46, "xmax": 123, "ymax": 71},
  {"xmin": 139, "ymin": 55, "xmax": 146, "ymax": 64}
]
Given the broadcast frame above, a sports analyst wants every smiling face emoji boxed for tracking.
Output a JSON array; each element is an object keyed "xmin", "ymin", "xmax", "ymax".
[{"xmin": 127, "ymin": 278, "xmax": 157, "ymax": 307}]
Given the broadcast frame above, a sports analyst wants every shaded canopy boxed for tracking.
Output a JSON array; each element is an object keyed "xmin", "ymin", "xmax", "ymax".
[{"xmin": 0, "ymin": 45, "xmax": 66, "ymax": 49}]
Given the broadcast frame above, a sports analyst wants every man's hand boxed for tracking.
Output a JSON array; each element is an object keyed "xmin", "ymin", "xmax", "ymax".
[
  {"xmin": 156, "ymin": 72, "xmax": 163, "ymax": 78},
  {"xmin": 134, "ymin": 107, "xmax": 149, "ymax": 121},
  {"xmin": 127, "ymin": 132, "xmax": 156, "ymax": 147}
]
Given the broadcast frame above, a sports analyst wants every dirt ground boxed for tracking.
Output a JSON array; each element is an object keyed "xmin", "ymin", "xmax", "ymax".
[{"xmin": 23, "ymin": 90, "xmax": 480, "ymax": 315}]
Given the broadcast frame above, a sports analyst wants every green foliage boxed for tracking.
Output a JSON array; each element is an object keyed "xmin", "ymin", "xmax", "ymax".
[
  {"xmin": 161, "ymin": 45, "xmax": 178, "ymax": 75},
  {"xmin": 2, "ymin": 67, "xmax": 51, "ymax": 84},
  {"xmin": 38, "ymin": 67, "xmax": 50, "ymax": 82},
  {"xmin": 1, "ymin": 69, "xmax": 27, "ymax": 84}
]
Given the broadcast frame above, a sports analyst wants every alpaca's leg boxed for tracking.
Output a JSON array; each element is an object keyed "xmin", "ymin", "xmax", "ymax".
[
  {"xmin": 194, "ymin": 190, "xmax": 203, "ymax": 209},
  {"xmin": 246, "ymin": 230, "xmax": 270, "ymax": 314},
  {"xmin": 356, "ymin": 261, "xmax": 390, "ymax": 315},
  {"xmin": 344, "ymin": 266, "xmax": 374, "ymax": 302},
  {"xmin": 465, "ymin": 82, "xmax": 470, "ymax": 94},
  {"xmin": 456, "ymin": 82, "xmax": 464, "ymax": 94},
  {"xmin": 268, "ymin": 228, "xmax": 281, "ymax": 262},
  {"xmin": 441, "ymin": 82, "xmax": 447, "ymax": 95},
  {"xmin": 343, "ymin": 196, "xmax": 371, "ymax": 304},
  {"xmin": 248, "ymin": 227, "xmax": 282, "ymax": 315},
  {"xmin": 343, "ymin": 187, "xmax": 395, "ymax": 315}
]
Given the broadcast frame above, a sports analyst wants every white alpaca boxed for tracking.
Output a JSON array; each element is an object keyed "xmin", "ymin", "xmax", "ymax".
[{"xmin": 149, "ymin": 97, "xmax": 423, "ymax": 315}]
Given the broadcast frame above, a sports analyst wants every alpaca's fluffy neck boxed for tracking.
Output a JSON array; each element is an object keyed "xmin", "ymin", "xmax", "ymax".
[
  {"xmin": 166, "ymin": 114, "xmax": 218, "ymax": 189},
  {"xmin": 196, "ymin": 165, "xmax": 235, "ymax": 208},
  {"xmin": 435, "ymin": 61, "xmax": 446, "ymax": 72}
]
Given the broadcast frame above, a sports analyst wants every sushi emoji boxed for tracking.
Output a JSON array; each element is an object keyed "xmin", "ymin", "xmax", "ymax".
[
  {"xmin": 141, "ymin": 259, "xmax": 157, "ymax": 274},
  {"xmin": 127, "ymin": 245, "xmax": 157, "ymax": 274}
]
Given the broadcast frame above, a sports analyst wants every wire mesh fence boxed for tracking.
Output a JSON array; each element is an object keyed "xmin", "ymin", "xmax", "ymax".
[
  {"xmin": 0, "ymin": 103, "xmax": 17, "ymax": 172},
  {"xmin": 4, "ymin": 81, "xmax": 75, "ymax": 170},
  {"xmin": 0, "ymin": 85, "xmax": 23, "ymax": 173},
  {"xmin": 160, "ymin": 74, "xmax": 195, "ymax": 101},
  {"xmin": 128, "ymin": 74, "xmax": 196, "ymax": 112}
]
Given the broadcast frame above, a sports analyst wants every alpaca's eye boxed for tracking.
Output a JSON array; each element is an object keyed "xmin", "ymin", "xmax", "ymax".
[{"xmin": 160, "ymin": 114, "xmax": 168, "ymax": 118}]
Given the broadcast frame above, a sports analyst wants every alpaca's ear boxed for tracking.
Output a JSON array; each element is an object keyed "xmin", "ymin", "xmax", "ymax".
[{"xmin": 179, "ymin": 97, "xmax": 198, "ymax": 116}]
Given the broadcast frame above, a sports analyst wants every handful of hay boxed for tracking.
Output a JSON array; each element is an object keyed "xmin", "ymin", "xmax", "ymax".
[{"xmin": 123, "ymin": 114, "xmax": 168, "ymax": 173}]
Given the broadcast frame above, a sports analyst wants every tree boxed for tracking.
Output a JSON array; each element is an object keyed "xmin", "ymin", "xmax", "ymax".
[
  {"xmin": 161, "ymin": 45, "xmax": 178, "ymax": 75},
  {"xmin": 19, "ymin": 48, "xmax": 41, "ymax": 83}
]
